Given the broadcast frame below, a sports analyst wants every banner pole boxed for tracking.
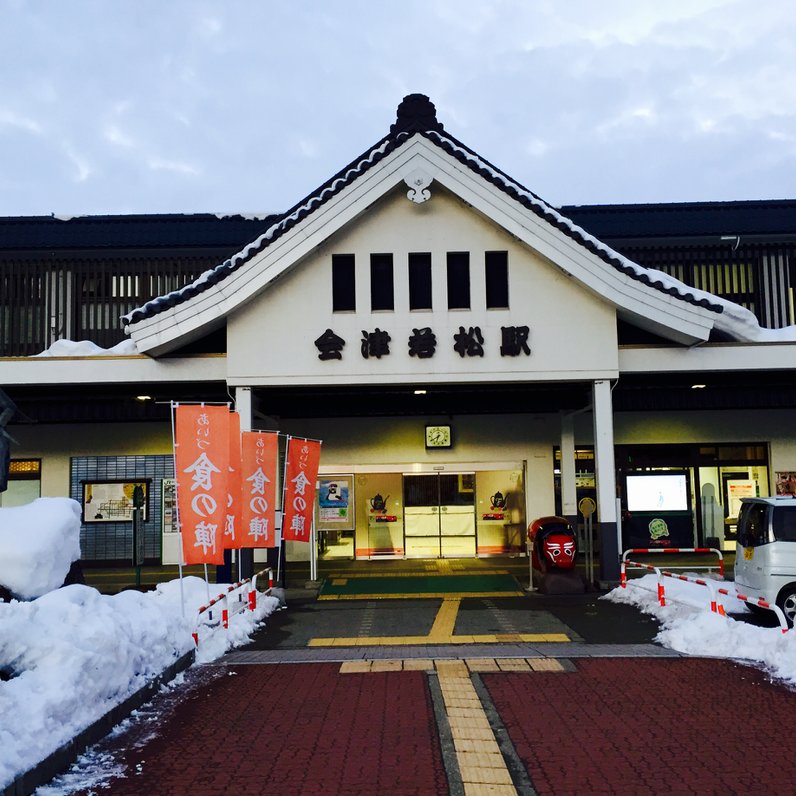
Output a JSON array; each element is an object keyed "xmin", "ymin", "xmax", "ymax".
[
  {"xmin": 310, "ymin": 514, "xmax": 317, "ymax": 583},
  {"xmin": 277, "ymin": 435, "xmax": 292, "ymax": 587},
  {"xmin": 203, "ymin": 563, "xmax": 210, "ymax": 602},
  {"xmin": 170, "ymin": 401, "xmax": 186, "ymax": 618}
]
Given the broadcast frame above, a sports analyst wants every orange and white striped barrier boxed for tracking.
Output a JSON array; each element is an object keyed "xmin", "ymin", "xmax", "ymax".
[
  {"xmin": 193, "ymin": 566, "xmax": 274, "ymax": 647},
  {"xmin": 621, "ymin": 558, "xmax": 789, "ymax": 633},
  {"xmin": 620, "ymin": 547, "xmax": 724, "ymax": 587},
  {"xmin": 715, "ymin": 585, "xmax": 789, "ymax": 634}
]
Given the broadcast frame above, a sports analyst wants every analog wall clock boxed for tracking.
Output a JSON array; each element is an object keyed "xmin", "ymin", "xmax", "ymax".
[{"xmin": 425, "ymin": 424, "xmax": 452, "ymax": 448}]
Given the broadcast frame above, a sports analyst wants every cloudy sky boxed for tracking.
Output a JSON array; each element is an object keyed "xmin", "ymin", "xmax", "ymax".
[{"xmin": 2, "ymin": 0, "xmax": 795, "ymax": 217}]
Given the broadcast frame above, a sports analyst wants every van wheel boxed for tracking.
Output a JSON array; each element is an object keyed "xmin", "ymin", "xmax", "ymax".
[{"xmin": 776, "ymin": 587, "xmax": 796, "ymax": 627}]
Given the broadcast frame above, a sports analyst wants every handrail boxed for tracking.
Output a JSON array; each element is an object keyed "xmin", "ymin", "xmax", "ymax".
[{"xmin": 193, "ymin": 566, "xmax": 274, "ymax": 647}]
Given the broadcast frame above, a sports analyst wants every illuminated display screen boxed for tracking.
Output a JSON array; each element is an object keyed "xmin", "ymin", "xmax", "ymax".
[{"xmin": 626, "ymin": 474, "xmax": 688, "ymax": 512}]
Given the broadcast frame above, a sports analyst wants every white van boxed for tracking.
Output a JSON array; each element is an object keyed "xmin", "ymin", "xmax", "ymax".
[{"xmin": 734, "ymin": 496, "xmax": 796, "ymax": 625}]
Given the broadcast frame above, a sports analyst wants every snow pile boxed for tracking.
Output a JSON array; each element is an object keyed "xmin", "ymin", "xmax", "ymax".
[
  {"xmin": 0, "ymin": 575, "xmax": 279, "ymax": 788},
  {"xmin": 605, "ymin": 574, "xmax": 796, "ymax": 684},
  {"xmin": 34, "ymin": 339, "xmax": 139, "ymax": 357},
  {"xmin": 0, "ymin": 498, "xmax": 81, "ymax": 599}
]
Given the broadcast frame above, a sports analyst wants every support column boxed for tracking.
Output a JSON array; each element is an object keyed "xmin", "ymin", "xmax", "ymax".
[
  {"xmin": 560, "ymin": 413, "xmax": 577, "ymax": 526},
  {"xmin": 592, "ymin": 379, "xmax": 619, "ymax": 582},
  {"xmin": 235, "ymin": 387, "xmax": 255, "ymax": 580}
]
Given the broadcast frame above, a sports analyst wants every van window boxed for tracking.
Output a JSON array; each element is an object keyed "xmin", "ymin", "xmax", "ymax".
[
  {"xmin": 737, "ymin": 503, "xmax": 770, "ymax": 547},
  {"xmin": 773, "ymin": 506, "xmax": 796, "ymax": 542}
]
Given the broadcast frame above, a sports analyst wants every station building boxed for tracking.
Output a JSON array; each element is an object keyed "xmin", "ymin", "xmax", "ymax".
[{"xmin": 3, "ymin": 94, "xmax": 796, "ymax": 581}]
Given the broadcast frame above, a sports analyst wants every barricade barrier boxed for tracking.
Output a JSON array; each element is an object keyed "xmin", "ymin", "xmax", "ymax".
[
  {"xmin": 193, "ymin": 566, "xmax": 274, "ymax": 647},
  {"xmin": 620, "ymin": 547, "xmax": 724, "ymax": 586},
  {"xmin": 715, "ymin": 585, "xmax": 789, "ymax": 634},
  {"xmin": 621, "ymin": 556, "xmax": 789, "ymax": 633}
]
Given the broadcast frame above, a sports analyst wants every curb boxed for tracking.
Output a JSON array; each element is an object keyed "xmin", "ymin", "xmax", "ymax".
[{"xmin": 2, "ymin": 649, "xmax": 195, "ymax": 796}]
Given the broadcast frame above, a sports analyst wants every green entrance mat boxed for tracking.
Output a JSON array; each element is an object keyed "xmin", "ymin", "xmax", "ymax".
[{"xmin": 318, "ymin": 573, "xmax": 523, "ymax": 599}]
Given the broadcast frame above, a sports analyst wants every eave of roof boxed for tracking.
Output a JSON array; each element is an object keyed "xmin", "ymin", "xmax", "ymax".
[{"xmin": 123, "ymin": 95, "xmax": 723, "ymax": 328}]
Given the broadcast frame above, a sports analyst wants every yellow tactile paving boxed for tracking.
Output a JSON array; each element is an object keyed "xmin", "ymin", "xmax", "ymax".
[
  {"xmin": 496, "ymin": 659, "xmax": 531, "ymax": 672},
  {"xmin": 465, "ymin": 659, "xmax": 501, "ymax": 672},
  {"xmin": 530, "ymin": 657, "xmax": 565, "ymax": 672},
  {"xmin": 446, "ymin": 707, "xmax": 491, "ymax": 720},
  {"xmin": 318, "ymin": 590, "xmax": 522, "ymax": 600},
  {"xmin": 454, "ymin": 737, "xmax": 502, "ymax": 755},
  {"xmin": 338, "ymin": 661, "xmax": 371, "ymax": 673},
  {"xmin": 463, "ymin": 783, "xmax": 518, "ymax": 795},
  {"xmin": 457, "ymin": 751, "xmax": 509, "ymax": 769},
  {"xmin": 402, "ymin": 659, "xmax": 435, "ymax": 671},
  {"xmin": 429, "ymin": 597, "xmax": 461, "ymax": 640},
  {"xmin": 434, "ymin": 660, "xmax": 469, "ymax": 675},
  {"xmin": 369, "ymin": 660, "xmax": 403, "ymax": 672},
  {"xmin": 310, "ymin": 597, "xmax": 571, "ymax": 645},
  {"xmin": 448, "ymin": 724, "xmax": 496, "ymax": 742},
  {"xmin": 458, "ymin": 764, "xmax": 514, "ymax": 786}
]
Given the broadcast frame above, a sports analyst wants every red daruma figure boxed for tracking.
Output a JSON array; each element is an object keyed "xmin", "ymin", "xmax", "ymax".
[{"xmin": 528, "ymin": 515, "xmax": 584, "ymax": 594}]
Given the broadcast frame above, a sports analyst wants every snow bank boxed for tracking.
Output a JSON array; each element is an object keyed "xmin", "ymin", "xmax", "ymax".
[
  {"xmin": 0, "ymin": 575, "xmax": 279, "ymax": 788},
  {"xmin": 605, "ymin": 574, "xmax": 796, "ymax": 684},
  {"xmin": 0, "ymin": 498, "xmax": 81, "ymax": 599},
  {"xmin": 34, "ymin": 339, "xmax": 139, "ymax": 357}
]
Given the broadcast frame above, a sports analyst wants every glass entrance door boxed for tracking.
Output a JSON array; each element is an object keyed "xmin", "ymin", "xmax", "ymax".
[{"xmin": 403, "ymin": 473, "xmax": 476, "ymax": 558}]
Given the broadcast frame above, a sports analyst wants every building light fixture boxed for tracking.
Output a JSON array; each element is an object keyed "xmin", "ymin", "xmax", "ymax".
[
  {"xmin": 414, "ymin": 389, "xmax": 427, "ymax": 395},
  {"xmin": 135, "ymin": 395, "xmax": 153, "ymax": 401},
  {"xmin": 691, "ymin": 384, "xmax": 706, "ymax": 390}
]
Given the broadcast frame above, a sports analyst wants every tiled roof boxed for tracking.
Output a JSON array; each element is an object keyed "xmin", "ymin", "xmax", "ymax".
[
  {"xmin": 561, "ymin": 200, "xmax": 796, "ymax": 240},
  {"xmin": 123, "ymin": 95, "xmax": 727, "ymax": 326},
  {"xmin": 0, "ymin": 213, "xmax": 279, "ymax": 251}
]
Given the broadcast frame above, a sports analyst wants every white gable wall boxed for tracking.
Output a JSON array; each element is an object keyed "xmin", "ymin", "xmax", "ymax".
[{"xmin": 227, "ymin": 185, "xmax": 619, "ymax": 387}]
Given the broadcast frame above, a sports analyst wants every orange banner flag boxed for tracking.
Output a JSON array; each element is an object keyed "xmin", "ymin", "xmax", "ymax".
[
  {"xmin": 282, "ymin": 437, "xmax": 321, "ymax": 543},
  {"xmin": 174, "ymin": 404, "xmax": 229, "ymax": 565},
  {"xmin": 240, "ymin": 431, "xmax": 279, "ymax": 548},
  {"xmin": 224, "ymin": 410, "xmax": 242, "ymax": 550}
]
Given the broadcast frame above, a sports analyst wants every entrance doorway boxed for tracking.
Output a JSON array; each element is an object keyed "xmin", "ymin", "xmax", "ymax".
[{"xmin": 403, "ymin": 473, "xmax": 476, "ymax": 558}]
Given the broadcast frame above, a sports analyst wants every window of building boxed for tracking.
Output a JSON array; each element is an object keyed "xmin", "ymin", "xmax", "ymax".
[
  {"xmin": 485, "ymin": 251, "xmax": 509, "ymax": 309},
  {"xmin": 408, "ymin": 253, "xmax": 432, "ymax": 310},
  {"xmin": 332, "ymin": 254, "xmax": 356, "ymax": 312},
  {"xmin": 447, "ymin": 252, "xmax": 470, "ymax": 309},
  {"xmin": 0, "ymin": 459, "xmax": 41, "ymax": 508},
  {"xmin": 370, "ymin": 254, "xmax": 395, "ymax": 311}
]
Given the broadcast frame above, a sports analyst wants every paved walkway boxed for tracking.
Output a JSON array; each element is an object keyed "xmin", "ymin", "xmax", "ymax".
[{"xmin": 56, "ymin": 565, "xmax": 796, "ymax": 795}]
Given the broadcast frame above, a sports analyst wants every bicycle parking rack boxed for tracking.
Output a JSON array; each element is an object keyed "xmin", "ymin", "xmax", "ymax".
[{"xmin": 193, "ymin": 566, "xmax": 274, "ymax": 647}]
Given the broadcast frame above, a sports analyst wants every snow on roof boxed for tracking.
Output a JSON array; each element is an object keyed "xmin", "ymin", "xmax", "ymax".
[{"xmin": 33, "ymin": 339, "xmax": 140, "ymax": 357}]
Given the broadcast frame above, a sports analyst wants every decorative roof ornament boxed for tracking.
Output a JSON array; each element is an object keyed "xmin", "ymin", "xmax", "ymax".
[
  {"xmin": 403, "ymin": 168, "xmax": 433, "ymax": 204},
  {"xmin": 390, "ymin": 94, "xmax": 445, "ymax": 134}
]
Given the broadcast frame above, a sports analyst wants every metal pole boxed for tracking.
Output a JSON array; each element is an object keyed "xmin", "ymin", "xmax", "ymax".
[
  {"xmin": 310, "ymin": 515, "xmax": 317, "ymax": 582},
  {"xmin": 170, "ymin": 401, "xmax": 185, "ymax": 617}
]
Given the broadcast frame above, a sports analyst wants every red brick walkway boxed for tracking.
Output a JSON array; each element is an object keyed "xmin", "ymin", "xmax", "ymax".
[
  {"xmin": 484, "ymin": 657, "xmax": 796, "ymax": 795},
  {"xmin": 75, "ymin": 663, "xmax": 447, "ymax": 796}
]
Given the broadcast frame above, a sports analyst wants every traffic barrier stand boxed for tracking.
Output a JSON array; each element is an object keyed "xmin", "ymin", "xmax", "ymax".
[
  {"xmin": 621, "ymin": 559, "xmax": 666, "ymax": 605},
  {"xmin": 621, "ymin": 547, "xmax": 724, "ymax": 584},
  {"xmin": 715, "ymin": 585, "xmax": 790, "ymax": 634},
  {"xmin": 194, "ymin": 566, "xmax": 274, "ymax": 647},
  {"xmin": 621, "ymin": 561, "xmax": 790, "ymax": 634}
]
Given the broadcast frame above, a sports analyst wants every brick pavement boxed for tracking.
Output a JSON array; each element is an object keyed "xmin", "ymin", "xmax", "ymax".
[
  {"xmin": 49, "ymin": 587, "xmax": 796, "ymax": 796},
  {"xmin": 71, "ymin": 662, "xmax": 447, "ymax": 796},
  {"xmin": 484, "ymin": 657, "xmax": 796, "ymax": 795}
]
